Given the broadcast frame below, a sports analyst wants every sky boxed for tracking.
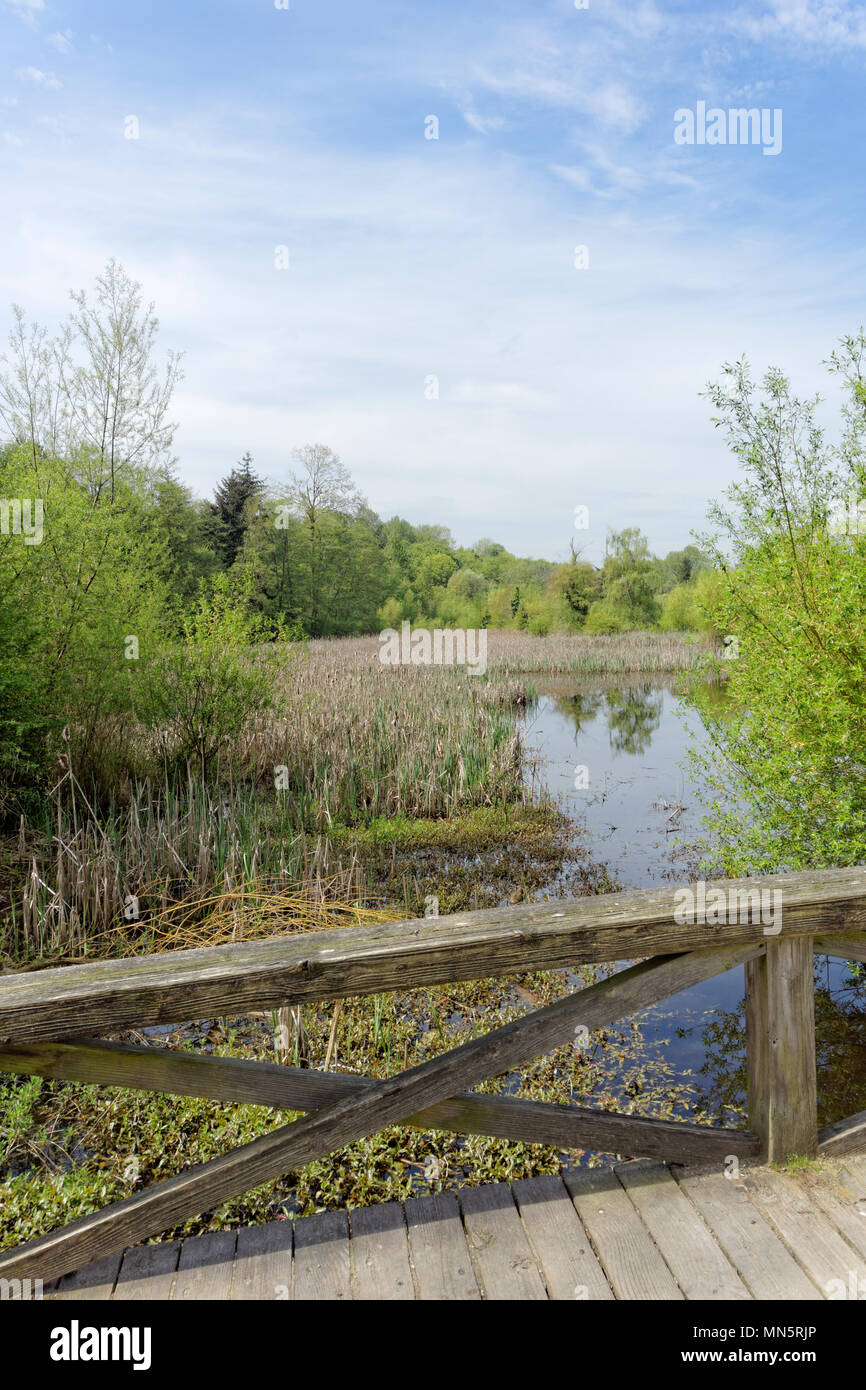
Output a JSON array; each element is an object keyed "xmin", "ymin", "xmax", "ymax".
[{"xmin": 2, "ymin": 0, "xmax": 866, "ymax": 564}]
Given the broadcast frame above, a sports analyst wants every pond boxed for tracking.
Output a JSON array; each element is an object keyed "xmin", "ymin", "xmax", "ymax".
[{"xmin": 520, "ymin": 676, "xmax": 866, "ymax": 1132}]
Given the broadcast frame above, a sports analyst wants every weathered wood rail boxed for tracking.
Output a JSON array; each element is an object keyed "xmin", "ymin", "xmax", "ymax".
[{"xmin": 1, "ymin": 866, "xmax": 865, "ymax": 1287}]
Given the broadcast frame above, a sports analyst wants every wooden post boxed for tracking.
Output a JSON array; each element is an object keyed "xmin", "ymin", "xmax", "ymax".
[{"xmin": 745, "ymin": 936, "xmax": 817, "ymax": 1163}]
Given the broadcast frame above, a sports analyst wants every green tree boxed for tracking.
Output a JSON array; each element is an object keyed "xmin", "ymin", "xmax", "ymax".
[
  {"xmin": 686, "ymin": 338, "xmax": 866, "ymax": 873},
  {"xmin": 210, "ymin": 452, "xmax": 266, "ymax": 567}
]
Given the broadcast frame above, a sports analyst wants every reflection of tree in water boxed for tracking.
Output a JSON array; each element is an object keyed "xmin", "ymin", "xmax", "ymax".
[
  {"xmin": 538, "ymin": 690, "xmax": 605, "ymax": 737},
  {"xmin": 604, "ymin": 685, "xmax": 663, "ymax": 756},
  {"xmin": 688, "ymin": 960, "xmax": 866, "ymax": 1128}
]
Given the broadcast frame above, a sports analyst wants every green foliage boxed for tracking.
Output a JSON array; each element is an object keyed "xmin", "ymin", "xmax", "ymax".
[
  {"xmin": 686, "ymin": 336, "xmax": 866, "ymax": 873},
  {"xmin": 137, "ymin": 573, "xmax": 288, "ymax": 776},
  {"xmin": 209, "ymin": 451, "xmax": 266, "ymax": 567}
]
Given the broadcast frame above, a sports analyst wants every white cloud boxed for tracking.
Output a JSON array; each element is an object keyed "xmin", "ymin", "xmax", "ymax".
[
  {"xmin": 0, "ymin": 78, "xmax": 857, "ymax": 560},
  {"xmin": 15, "ymin": 66, "xmax": 63, "ymax": 89},
  {"xmin": 5, "ymin": 0, "xmax": 45, "ymax": 21},
  {"xmin": 48, "ymin": 30, "xmax": 74, "ymax": 55},
  {"xmin": 461, "ymin": 107, "xmax": 506, "ymax": 135},
  {"xmin": 732, "ymin": 0, "xmax": 866, "ymax": 50},
  {"xmin": 550, "ymin": 163, "xmax": 594, "ymax": 193}
]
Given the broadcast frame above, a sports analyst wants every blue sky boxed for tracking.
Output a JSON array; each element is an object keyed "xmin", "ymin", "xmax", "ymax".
[{"xmin": 2, "ymin": 0, "xmax": 866, "ymax": 562}]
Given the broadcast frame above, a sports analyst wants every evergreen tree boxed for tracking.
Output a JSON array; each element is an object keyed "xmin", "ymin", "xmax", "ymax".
[{"xmin": 210, "ymin": 452, "xmax": 265, "ymax": 567}]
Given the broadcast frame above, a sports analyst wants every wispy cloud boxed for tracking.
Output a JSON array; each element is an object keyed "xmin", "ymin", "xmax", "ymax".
[
  {"xmin": 731, "ymin": 0, "xmax": 866, "ymax": 51},
  {"xmin": 47, "ymin": 30, "xmax": 74, "ymax": 55},
  {"xmin": 5, "ymin": 0, "xmax": 45, "ymax": 24},
  {"xmin": 15, "ymin": 66, "xmax": 63, "ymax": 89},
  {"xmin": 461, "ymin": 106, "xmax": 507, "ymax": 136}
]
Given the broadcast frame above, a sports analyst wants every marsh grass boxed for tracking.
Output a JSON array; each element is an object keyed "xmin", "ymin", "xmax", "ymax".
[{"xmin": 312, "ymin": 630, "xmax": 711, "ymax": 676}]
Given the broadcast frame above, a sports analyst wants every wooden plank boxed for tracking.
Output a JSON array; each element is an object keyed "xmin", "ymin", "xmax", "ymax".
[
  {"xmin": 564, "ymin": 1167, "xmax": 683, "ymax": 1300},
  {"xmin": 0, "ymin": 1039, "xmax": 761, "ymax": 1163},
  {"xmin": 0, "ymin": 942, "xmax": 764, "ymax": 1284},
  {"xmin": 459, "ymin": 1184, "xmax": 548, "ymax": 1299},
  {"xmin": 813, "ymin": 933, "xmax": 866, "ymax": 963},
  {"xmin": 293, "ymin": 1210, "xmax": 351, "ymax": 1301},
  {"xmin": 798, "ymin": 1166, "xmax": 866, "ymax": 1262},
  {"xmin": 349, "ymin": 1202, "xmax": 414, "ymax": 1300},
  {"xmin": 233, "ymin": 1221, "xmax": 293, "ymax": 1300},
  {"xmin": 744, "ymin": 1166, "xmax": 866, "ymax": 1294},
  {"xmin": 746, "ymin": 937, "xmax": 817, "ymax": 1163},
  {"xmin": 819, "ymin": 1109, "xmax": 866, "ymax": 1157},
  {"xmin": 404, "ymin": 1192, "xmax": 480, "ymax": 1300},
  {"xmin": 49, "ymin": 1251, "xmax": 122, "ymax": 1300},
  {"xmin": 172, "ymin": 1229, "xmax": 236, "ymax": 1301},
  {"xmin": 673, "ymin": 1167, "xmax": 821, "ymax": 1300},
  {"xmin": 113, "ymin": 1241, "xmax": 180, "ymax": 1301},
  {"xmin": 838, "ymin": 1152, "xmax": 866, "ymax": 1192},
  {"xmin": 511, "ymin": 1175, "xmax": 613, "ymax": 1300},
  {"xmin": 1, "ymin": 867, "xmax": 860, "ymax": 1045},
  {"xmin": 616, "ymin": 1160, "xmax": 750, "ymax": 1299}
]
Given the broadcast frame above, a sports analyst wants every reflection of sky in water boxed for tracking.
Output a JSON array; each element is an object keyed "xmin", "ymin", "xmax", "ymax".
[
  {"xmin": 520, "ymin": 678, "xmax": 864, "ymax": 1122},
  {"xmin": 522, "ymin": 678, "xmax": 706, "ymax": 890}
]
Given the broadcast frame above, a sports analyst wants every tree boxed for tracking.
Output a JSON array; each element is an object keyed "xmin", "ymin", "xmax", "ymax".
[
  {"xmin": 210, "ymin": 452, "xmax": 266, "ymax": 567},
  {"xmin": 686, "ymin": 338, "xmax": 866, "ymax": 873},
  {"xmin": 0, "ymin": 259, "xmax": 183, "ymax": 499},
  {"xmin": 551, "ymin": 542, "xmax": 601, "ymax": 628},
  {"xmin": 599, "ymin": 527, "xmax": 661, "ymax": 628},
  {"xmin": 287, "ymin": 443, "xmax": 365, "ymax": 635}
]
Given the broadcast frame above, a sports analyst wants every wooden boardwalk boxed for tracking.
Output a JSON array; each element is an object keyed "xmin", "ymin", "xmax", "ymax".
[{"xmin": 45, "ymin": 1154, "xmax": 866, "ymax": 1301}]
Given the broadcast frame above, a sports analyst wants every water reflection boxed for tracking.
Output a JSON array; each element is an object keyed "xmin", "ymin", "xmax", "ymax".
[
  {"xmin": 535, "ymin": 685, "xmax": 664, "ymax": 756},
  {"xmin": 521, "ymin": 676, "xmax": 866, "ymax": 1129}
]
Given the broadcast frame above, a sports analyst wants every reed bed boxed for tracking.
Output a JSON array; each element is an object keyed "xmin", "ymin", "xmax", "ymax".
[
  {"xmin": 1, "ymin": 777, "xmax": 394, "ymax": 965},
  {"xmin": 308, "ymin": 630, "xmax": 710, "ymax": 676},
  {"xmin": 3, "ymin": 632, "xmax": 691, "ymax": 961},
  {"xmin": 1, "ymin": 656, "xmax": 525, "ymax": 961}
]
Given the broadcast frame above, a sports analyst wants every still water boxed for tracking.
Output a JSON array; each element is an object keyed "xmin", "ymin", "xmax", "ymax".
[{"xmin": 521, "ymin": 676, "xmax": 866, "ymax": 1129}]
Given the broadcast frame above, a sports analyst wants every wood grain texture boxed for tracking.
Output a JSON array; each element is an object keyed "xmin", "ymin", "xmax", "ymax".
[
  {"xmin": 564, "ymin": 1166, "xmax": 683, "ymax": 1300},
  {"xmin": 404, "ymin": 1193, "xmax": 480, "ymax": 1300},
  {"xmin": 0, "ymin": 1038, "xmax": 761, "ymax": 1162},
  {"xmin": 743, "ymin": 1166, "xmax": 866, "ymax": 1294},
  {"xmin": 1, "ymin": 867, "xmax": 859, "ymax": 1045},
  {"xmin": 0, "ymin": 941, "xmax": 761, "ymax": 1284},
  {"xmin": 112, "ymin": 1241, "xmax": 180, "ymax": 1301},
  {"xmin": 293, "ymin": 1210, "xmax": 351, "ymax": 1301},
  {"xmin": 460, "ymin": 1184, "xmax": 548, "ymax": 1300},
  {"xmin": 673, "ymin": 1167, "xmax": 821, "ymax": 1301},
  {"xmin": 349, "ymin": 1202, "xmax": 415, "ymax": 1300},
  {"xmin": 813, "ymin": 933, "xmax": 866, "ymax": 963},
  {"xmin": 616, "ymin": 1160, "xmax": 750, "ymax": 1299},
  {"xmin": 818, "ymin": 1109, "xmax": 866, "ymax": 1157},
  {"xmin": 232, "ymin": 1221, "xmax": 293, "ymax": 1301},
  {"xmin": 173, "ymin": 1230, "xmax": 236, "ymax": 1301},
  {"xmin": 511, "ymin": 1175, "xmax": 614, "ymax": 1300},
  {"xmin": 746, "ymin": 937, "xmax": 817, "ymax": 1163}
]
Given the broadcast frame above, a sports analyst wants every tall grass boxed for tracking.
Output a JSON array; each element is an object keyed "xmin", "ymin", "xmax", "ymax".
[
  {"xmin": 2, "ymin": 632, "xmax": 700, "ymax": 962},
  {"xmin": 2, "ymin": 651, "xmax": 526, "ymax": 961},
  {"xmin": 309, "ymin": 630, "xmax": 710, "ymax": 676}
]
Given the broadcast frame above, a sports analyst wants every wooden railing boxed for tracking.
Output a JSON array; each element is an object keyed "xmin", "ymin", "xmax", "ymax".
[{"xmin": 1, "ymin": 866, "xmax": 865, "ymax": 1284}]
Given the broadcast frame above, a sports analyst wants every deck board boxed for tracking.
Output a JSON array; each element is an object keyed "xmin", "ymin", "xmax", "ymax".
[
  {"xmin": 616, "ymin": 1160, "xmax": 751, "ymax": 1300},
  {"xmin": 349, "ymin": 1201, "xmax": 415, "ymax": 1300},
  {"xmin": 672, "ymin": 1167, "xmax": 821, "ymax": 1300},
  {"xmin": 404, "ymin": 1192, "xmax": 480, "ymax": 1300},
  {"xmin": 38, "ymin": 1158, "xmax": 866, "ymax": 1300}
]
